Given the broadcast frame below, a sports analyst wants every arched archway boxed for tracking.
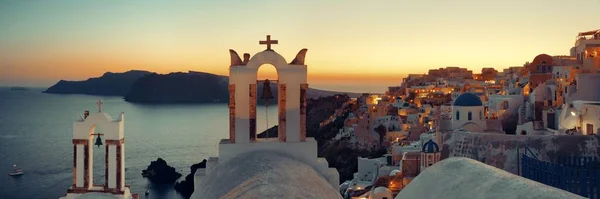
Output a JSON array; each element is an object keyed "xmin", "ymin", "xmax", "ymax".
[
  {"xmin": 89, "ymin": 124, "xmax": 106, "ymax": 186},
  {"xmin": 256, "ymin": 63, "xmax": 280, "ymax": 139}
]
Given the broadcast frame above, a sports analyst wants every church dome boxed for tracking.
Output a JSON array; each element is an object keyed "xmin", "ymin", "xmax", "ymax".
[
  {"xmin": 422, "ymin": 139, "xmax": 440, "ymax": 153},
  {"xmin": 453, "ymin": 92, "xmax": 482, "ymax": 106},
  {"xmin": 371, "ymin": 187, "xmax": 393, "ymax": 199},
  {"xmin": 195, "ymin": 152, "xmax": 340, "ymax": 199}
]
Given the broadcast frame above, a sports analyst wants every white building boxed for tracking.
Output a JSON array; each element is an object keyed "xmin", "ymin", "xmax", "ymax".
[
  {"xmin": 452, "ymin": 93, "xmax": 485, "ymax": 132},
  {"xmin": 487, "ymin": 94, "xmax": 522, "ymax": 118},
  {"xmin": 558, "ymin": 100, "xmax": 600, "ymax": 135},
  {"xmin": 565, "ymin": 73, "xmax": 600, "ymax": 104}
]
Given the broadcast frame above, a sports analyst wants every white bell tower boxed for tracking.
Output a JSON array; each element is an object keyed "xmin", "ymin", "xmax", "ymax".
[
  {"xmin": 62, "ymin": 101, "xmax": 136, "ymax": 199},
  {"xmin": 199, "ymin": 36, "xmax": 339, "ymax": 189}
]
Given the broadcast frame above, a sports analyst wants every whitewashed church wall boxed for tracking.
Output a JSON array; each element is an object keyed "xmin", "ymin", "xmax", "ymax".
[
  {"xmin": 76, "ymin": 144, "xmax": 84, "ymax": 187},
  {"xmin": 108, "ymin": 145, "xmax": 117, "ymax": 189}
]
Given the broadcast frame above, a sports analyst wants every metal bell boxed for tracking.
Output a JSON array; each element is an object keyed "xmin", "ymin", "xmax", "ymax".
[
  {"xmin": 94, "ymin": 135, "xmax": 103, "ymax": 148},
  {"xmin": 260, "ymin": 79, "xmax": 274, "ymax": 100}
]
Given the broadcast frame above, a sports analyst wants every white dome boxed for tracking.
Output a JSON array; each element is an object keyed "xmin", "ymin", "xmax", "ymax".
[
  {"xmin": 195, "ymin": 152, "xmax": 340, "ymax": 199},
  {"xmin": 370, "ymin": 187, "xmax": 393, "ymax": 199},
  {"xmin": 389, "ymin": 169, "xmax": 400, "ymax": 176}
]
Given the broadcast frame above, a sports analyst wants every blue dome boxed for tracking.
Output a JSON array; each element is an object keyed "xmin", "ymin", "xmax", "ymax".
[
  {"xmin": 396, "ymin": 96, "xmax": 402, "ymax": 100},
  {"xmin": 422, "ymin": 139, "xmax": 439, "ymax": 153},
  {"xmin": 453, "ymin": 92, "xmax": 483, "ymax": 106}
]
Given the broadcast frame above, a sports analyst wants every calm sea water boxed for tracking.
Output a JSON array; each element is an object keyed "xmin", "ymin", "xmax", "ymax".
[{"xmin": 0, "ymin": 88, "xmax": 278, "ymax": 199}]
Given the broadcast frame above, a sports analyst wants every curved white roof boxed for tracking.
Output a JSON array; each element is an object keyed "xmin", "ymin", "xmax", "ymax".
[
  {"xmin": 396, "ymin": 157, "xmax": 582, "ymax": 199},
  {"xmin": 194, "ymin": 152, "xmax": 340, "ymax": 199}
]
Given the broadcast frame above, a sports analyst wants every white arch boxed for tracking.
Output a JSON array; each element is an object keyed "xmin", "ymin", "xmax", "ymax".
[{"xmin": 246, "ymin": 50, "xmax": 289, "ymax": 70}]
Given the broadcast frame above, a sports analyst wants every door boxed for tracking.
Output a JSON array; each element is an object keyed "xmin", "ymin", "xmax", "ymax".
[
  {"xmin": 586, "ymin": 123, "xmax": 594, "ymax": 135},
  {"xmin": 547, "ymin": 112, "xmax": 556, "ymax": 130}
]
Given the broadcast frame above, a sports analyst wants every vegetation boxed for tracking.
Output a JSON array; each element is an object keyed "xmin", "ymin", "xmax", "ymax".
[{"xmin": 374, "ymin": 124, "xmax": 388, "ymax": 148}]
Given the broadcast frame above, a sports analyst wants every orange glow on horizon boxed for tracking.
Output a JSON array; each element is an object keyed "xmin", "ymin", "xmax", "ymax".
[{"xmin": 2, "ymin": 0, "xmax": 600, "ymax": 91}]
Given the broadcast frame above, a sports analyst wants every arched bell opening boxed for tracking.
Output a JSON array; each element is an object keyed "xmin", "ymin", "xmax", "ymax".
[
  {"xmin": 88, "ymin": 124, "xmax": 107, "ymax": 187},
  {"xmin": 253, "ymin": 63, "xmax": 280, "ymax": 141}
]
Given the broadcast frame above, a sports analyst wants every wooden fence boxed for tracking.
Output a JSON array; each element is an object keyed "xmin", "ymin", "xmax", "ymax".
[{"xmin": 522, "ymin": 155, "xmax": 600, "ymax": 198}]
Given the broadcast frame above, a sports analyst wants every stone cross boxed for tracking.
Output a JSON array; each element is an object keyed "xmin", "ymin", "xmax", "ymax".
[
  {"xmin": 259, "ymin": 35, "xmax": 278, "ymax": 50},
  {"xmin": 97, "ymin": 100, "xmax": 103, "ymax": 112}
]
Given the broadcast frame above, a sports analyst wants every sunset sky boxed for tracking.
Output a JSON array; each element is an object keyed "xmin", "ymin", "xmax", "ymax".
[{"xmin": 1, "ymin": 0, "xmax": 599, "ymax": 92}]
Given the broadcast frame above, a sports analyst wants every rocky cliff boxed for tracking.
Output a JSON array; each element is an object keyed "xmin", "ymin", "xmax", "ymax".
[
  {"xmin": 257, "ymin": 94, "xmax": 386, "ymax": 183},
  {"xmin": 46, "ymin": 70, "xmax": 358, "ymax": 103},
  {"xmin": 44, "ymin": 70, "xmax": 151, "ymax": 96},
  {"xmin": 124, "ymin": 71, "xmax": 229, "ymax": 103}
]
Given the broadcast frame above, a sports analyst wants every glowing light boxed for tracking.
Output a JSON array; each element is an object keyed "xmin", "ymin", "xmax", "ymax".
[{"xmin": 571, "ymin": 111, "xmax": 576, "ymax": 116}]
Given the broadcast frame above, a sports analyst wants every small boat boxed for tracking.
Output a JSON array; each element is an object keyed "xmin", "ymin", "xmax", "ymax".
[
  {"xmin": 9, "ymin": 165, "xmax": 23, "ymax": 176},
  {"xmin": 145, "ymin": 190, "xmax": 150, "ymax": 195}
]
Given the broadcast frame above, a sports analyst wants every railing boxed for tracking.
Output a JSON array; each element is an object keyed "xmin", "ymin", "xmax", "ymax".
[{"xmin": 522, "ymin": 154, "xmax": 600, "ymax": 198}]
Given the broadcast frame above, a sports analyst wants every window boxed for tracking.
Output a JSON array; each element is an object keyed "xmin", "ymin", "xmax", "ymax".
[
  {"xmin": 479, "ymin": 111, "xmax": 482, "ymax": 120},
  {"xmin": 456, "ymin": 111, "xmax": 460, "ymax": 120},
  {"xmin": 468, "ymin": 112, "xmax": 472, "ymax": 121},
  {"xmin": 565, "ymin": 86, "xmax": 568, "ymax": 94}
]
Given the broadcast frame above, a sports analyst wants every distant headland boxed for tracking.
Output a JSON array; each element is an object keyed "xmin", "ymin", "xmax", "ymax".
[{"xmin": 44, "ymin": 70, "xmax": 360, "ymax": 103}]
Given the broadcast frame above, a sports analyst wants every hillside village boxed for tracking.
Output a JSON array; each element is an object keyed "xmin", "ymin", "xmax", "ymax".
[{"xmin": 339, "ymin": 29, "xmax": 600, "ymax": 198}]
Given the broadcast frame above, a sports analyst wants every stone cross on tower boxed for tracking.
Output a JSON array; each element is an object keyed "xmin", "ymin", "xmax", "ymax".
[
  {"xmin": 97, "ymin": 100, "xmax": 103, "ymax": 112},
  {"xmin": 259, "ymin": 35, "xmax": 278, "ymax": 51}
]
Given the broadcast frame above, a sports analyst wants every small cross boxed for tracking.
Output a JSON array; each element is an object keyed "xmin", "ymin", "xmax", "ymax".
[
  {"xmin": 259, "ymin": 35, "xmax": 278, "ymax": 51},
  {"xmin": 97, "ymin": 100, "xmax": 103, "ymax": 112}
]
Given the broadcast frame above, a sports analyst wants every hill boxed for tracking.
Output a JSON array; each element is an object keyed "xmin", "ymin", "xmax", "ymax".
[
  {"xmin": 124, "ymin": 71, "xmax": 229, "ymax": 103},
  {"xmin": 44, "ymin": 70, "xmax": 151, "ymax": 96},
  {"xmin": 45, "ymin": 70, "xmax": 360, "ymax": 103}
]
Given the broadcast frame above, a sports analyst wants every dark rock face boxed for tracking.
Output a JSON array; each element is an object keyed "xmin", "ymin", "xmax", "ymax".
[
  {"xmin": 257, "ymin": 94, "xmax": 350, "ymax": 139},
  {"xmin": 256, "ymin": 94, "xmax": 385, "ymax": 183},
  {"xmin": 257, "ymin": 125, "xmax": 279, "ymax": 138},
  {"xmin": 44, "ymin": 70, "xmax": 151, "ymax": 96},
  {"xmin": 45, "ymin": 69, "xmax": 359, "ymax": 103},
  {"xmin": 142, "ymin": 158, "xmax": 182, "ymax": 184},
  {"xmin": 174, "ymin": 159, "xmax": 207, "ymax": 198},
  {"xmin": 124, "ymin": 71, "xmax": 229, "ymax": 104},
  {"xmin": 123, "ymin": 72, "xmax": 356, "ymax": 104}
]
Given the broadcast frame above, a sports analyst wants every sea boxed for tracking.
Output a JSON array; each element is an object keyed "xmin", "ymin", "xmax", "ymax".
[{"xmin": 0, "ymin": 87, "xmax": 279, "ymax": 199}]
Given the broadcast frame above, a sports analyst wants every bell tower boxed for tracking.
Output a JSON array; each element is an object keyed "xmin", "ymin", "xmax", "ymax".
[
  {"xmin": 205, "ymin": 36, "xmax": 338, "ymax": 188},
  {"xmin": 63, "ymin": 101, "xmax": 135, "ymax": 199},
  {"xmin": 227, "ymin": 35, "xmax": 308, "ymax": 144}
]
